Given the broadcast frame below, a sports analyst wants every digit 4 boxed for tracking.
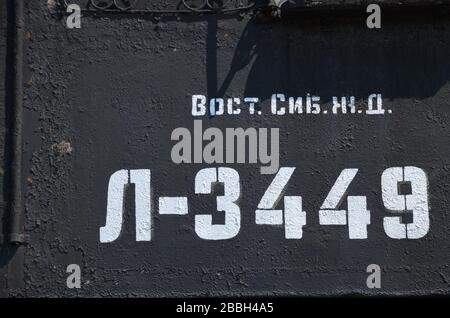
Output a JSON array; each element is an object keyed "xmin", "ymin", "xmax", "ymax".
[
  {"xmin": 319, "ymin": 169, "xmax": 370, "ymax": 239},
  {"xmin": 255, "ymin": 167, "xmax": 306, "ymax": 239}
]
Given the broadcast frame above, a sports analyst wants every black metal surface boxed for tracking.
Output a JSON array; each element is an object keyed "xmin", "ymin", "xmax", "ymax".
[{"xmin": 1, "ymin": 0, "xmax": 450, "ymax": 296}]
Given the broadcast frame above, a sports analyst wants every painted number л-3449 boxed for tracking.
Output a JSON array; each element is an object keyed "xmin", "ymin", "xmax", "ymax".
[{"xmin": 99, "ymin": 166, "xmax": 429, "ymax": 242}]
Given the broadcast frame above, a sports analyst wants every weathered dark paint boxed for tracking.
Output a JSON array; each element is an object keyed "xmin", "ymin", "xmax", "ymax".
[{"xmin": 1, "ymin": 0, "xmax": 450, "ymax": 296}]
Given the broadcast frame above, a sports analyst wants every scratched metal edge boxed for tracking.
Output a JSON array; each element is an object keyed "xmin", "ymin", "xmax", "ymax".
[
  {"xmin": 56, "ymin": 0, "xmax": 450, "ymax": 16},
  {"xmin": 0, "ymin": 0, "xmax": 7, "ymax": 298}
]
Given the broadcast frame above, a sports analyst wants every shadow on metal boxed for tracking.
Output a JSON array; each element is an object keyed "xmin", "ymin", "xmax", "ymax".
[{"xmin": 216, "ymin": 9, "xmax": 450, "ymax": 101}]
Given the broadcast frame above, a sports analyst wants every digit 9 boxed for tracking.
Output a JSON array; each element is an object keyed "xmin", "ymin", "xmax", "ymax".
[{"xmin": 381, "ymin": 166, "xmax": 429, "ymax": 239}]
